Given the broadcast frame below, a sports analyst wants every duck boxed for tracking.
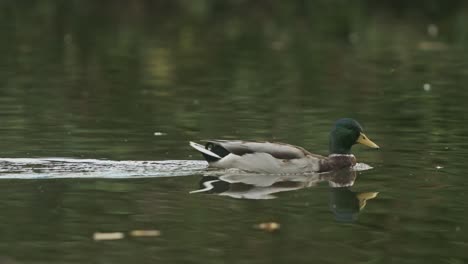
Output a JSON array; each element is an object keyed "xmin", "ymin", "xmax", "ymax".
[{"xmin": 189, "ymin": 118, "xmax": 379, "ymax": 173}]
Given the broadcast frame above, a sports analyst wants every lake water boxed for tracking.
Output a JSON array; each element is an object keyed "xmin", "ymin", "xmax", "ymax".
[{"xmin": 1, "ymin": 2, "xmax": 468, "ymax": 263}]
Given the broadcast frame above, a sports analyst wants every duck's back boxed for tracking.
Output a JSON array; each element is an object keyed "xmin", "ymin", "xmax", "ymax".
[
  {"xmin": 190, "ymin": 140, "xmax": 326, "ymax": 173},
  {"xmin": 206, "ymin": 140, "xmax": 319, "ymax": 158}
]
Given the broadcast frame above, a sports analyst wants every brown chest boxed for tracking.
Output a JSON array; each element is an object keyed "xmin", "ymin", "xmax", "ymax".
[{"xmin": 319, "ymin": 155, "xmax": 356, "ymax": 172}]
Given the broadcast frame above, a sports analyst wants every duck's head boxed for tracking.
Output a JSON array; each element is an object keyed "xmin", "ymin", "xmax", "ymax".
[{"xmin": 329, "ymin": 118, "xmax": 379, "ymax": 155}]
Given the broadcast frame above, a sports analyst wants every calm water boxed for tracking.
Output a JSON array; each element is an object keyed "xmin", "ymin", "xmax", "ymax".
[{"xmin": 1, "ymin": 1, "xmax": 468, "ymax": 263}]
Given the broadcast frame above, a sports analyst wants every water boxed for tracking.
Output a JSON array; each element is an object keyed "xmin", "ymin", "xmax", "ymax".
[
  {"xmin": 0, "ymin": 158, "xmax": 206, "ymax": 179},
  {"xmin": 1, "ymin": 1, "xmax": 468, "ymax": 263}
]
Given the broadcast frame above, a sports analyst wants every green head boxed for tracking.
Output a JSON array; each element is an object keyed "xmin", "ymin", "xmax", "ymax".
[{"xmin": 329, "ymin": 118, "xmax": 379, "ymax": 154}]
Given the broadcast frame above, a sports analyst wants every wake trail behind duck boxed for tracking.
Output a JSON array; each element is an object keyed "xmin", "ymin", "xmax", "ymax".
[{"xmin": 0, "ymin": 158, "xmax": 207, "ymax": 179}]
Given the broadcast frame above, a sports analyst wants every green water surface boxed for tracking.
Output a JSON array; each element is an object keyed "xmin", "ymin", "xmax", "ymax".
[{"xmin": 0, "ymin": 1, "xmax": 468, "ymax": 263}]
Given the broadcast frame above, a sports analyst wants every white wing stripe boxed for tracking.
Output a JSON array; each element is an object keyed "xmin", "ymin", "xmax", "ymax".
[{"xmin": 189, "ymin": 141, "xmax": 222, "ymax": 159}]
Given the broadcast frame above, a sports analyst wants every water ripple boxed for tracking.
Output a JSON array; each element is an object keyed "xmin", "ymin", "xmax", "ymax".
[{"xmin": 0, "ymin": 158, "xmax": 208, "ymax": 179}]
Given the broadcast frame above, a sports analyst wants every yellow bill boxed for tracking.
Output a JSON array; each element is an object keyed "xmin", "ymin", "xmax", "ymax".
[{"xmin": 356, "ymin": 133, "xmax": 379, "ymax": 148}]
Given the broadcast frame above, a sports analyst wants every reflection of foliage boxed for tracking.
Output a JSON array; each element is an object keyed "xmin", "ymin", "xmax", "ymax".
[{"xmin": 0, "ymin": 1, "xmax": 467, "ymax": 159}]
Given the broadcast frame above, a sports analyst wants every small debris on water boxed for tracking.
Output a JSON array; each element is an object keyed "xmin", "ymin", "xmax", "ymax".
[
  {"xmin": 154, "ymin": 132, "xmax": 167, "ymax": 136},
  {"xmin": 93, "ymin": 232, "xmax": 125, "ymax": 241},
  {"xmin": 423, "ymin": 83, "xmax": 431, "ymax": 92},
  {"xmin": 129, "ymin": 230, "xmax": 161, "ymax": 237},
  {"xmin": 255, "ymin": 222, "xmax": 280, "ymax": 232},
  {"xmin": 427, "ymin": 24, "xmax": 438, "ymax": 38}
]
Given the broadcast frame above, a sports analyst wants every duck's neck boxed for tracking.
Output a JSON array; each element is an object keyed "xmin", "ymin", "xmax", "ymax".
[
  {"xmin": 329, "ymin": 131, "xmax": 353, "ymax": 155},
  {"xmin": 328, "ymin": 145, "xmax": 352, "ymax": 155}
]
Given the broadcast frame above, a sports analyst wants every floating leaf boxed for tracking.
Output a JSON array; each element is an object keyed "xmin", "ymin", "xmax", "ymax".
[
  {"xmin": 255, "ymin": 222, "xmax": 280, "ymax": 232},
  {"xmin": 93, "ymin": 232, "xmax": 124, "ymax": 241},
  {"xmin": 129, "ymin": 230, "xmax": 161, "ymax": 237}
]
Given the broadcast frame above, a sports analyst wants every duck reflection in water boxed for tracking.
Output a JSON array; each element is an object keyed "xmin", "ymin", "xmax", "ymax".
[{"xmin": 191, "ymin": 168, "xmax": 378, "ymax": 222}]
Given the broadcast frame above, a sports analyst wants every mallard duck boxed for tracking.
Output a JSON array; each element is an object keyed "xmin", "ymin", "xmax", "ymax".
[{"xmin": 189, "ymin": 118, "xmax": 379, "ymax": 173}]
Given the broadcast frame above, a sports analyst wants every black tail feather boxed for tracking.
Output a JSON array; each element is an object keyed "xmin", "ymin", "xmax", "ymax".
[{"xmin": 205, "ymin": 142, "xmax": 230, "ymax": 159}]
